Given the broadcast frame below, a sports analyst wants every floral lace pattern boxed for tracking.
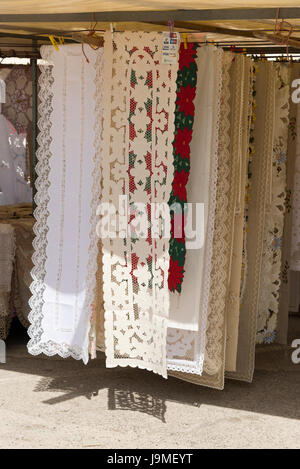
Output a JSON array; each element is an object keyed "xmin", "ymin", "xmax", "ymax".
[
  {"xmin": 101, "ymin": 32, "xmax": 178, "ymax": 378},
  {"xmin": 240, "ymin": 63, "xmax": 257, "ymax": 304},
  {"xmin": 10, "ymin": 218, "xmax": 34, "ymax": 328},
  {"xmin": 2, "ymin": 65, "xmax": 32, "ymax": 134},
  {"xmin": 227, "ymin": 61, "xmax": 276, "ymax": 382},
  {"xmin": 256, "ymin": 64, "xmax": 290, "ymax": 344},
  {"xmin": 0, "ymin": 224, "xmax": 15, "ymax": 340},
  {"xmin": 203, "ymin": 52, "xmax": 240, "ymax": 378},
  {"xmin": 290, "ymin": 73, "xmax": 300, "ymax": 271}
]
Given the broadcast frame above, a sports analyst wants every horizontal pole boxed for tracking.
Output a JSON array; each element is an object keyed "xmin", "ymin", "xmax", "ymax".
[
  {"xmin": 224, "ymin": 46, "xmax": 300, "ymax": 54},
  {"xmin": 149, "ymin": 20, "xmax": 257, "ymax": 39},
  {"xmin": 0, "ymin": 51, "xmax": 40, "ymax": 58},
  {"xmin": 0, "ymin": 33, "xmax": 76, "ymax": 45},
  {"xmin": 1, "ymin": 8, "xmax": 300, "ymax": 23},
  {"xmin": 0, "ymin": 31, "xmax": 51, "ymax": 41}
]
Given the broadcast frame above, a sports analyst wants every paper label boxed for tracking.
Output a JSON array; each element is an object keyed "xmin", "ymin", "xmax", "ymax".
[{"xmin": 162, "ymin": 31, "xmax": 180, "ymax": 65}]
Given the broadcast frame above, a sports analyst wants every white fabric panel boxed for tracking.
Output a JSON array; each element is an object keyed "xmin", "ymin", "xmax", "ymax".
[
  {"xmin": 167, "ymin": 45, "xmax": 222, "ymax": 375},
  {"xmin": 28, "ymin": 44, "xmax": 102, "ymax": 363}
]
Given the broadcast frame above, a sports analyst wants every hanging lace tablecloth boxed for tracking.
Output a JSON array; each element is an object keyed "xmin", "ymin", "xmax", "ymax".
[
  {"xmin": 225, "ymin": 55, "xmax": 253, "ymax": 371},
  {"xmin": 290, "ymin": 69, "xmax": 300, "ymax": 272},
  {"xmin": 227, "ymin": 61, "xmax": 276, "ymax": 383},
  {"xmin": 277, "ymin": 63, "xmax": 300, "ymax": 344},
  {"xmin": 0, "ymin": 224, "xmax": 15, "ymax": 340},
  {"xmin": 28, "ymin": 44, "xmax": 103, "ymax": 363},
  {"xmin": 169, "ymin": 51, "xmax": 233, "ymax": 389},
  {"xmin": 0, "ymin": 215, "xmax": 34, "ymax": 333},
  {"xmin": 11, "ymin": 218, "xmax": 34, "ymax": 328},
  {"xmin": 166, "ymin": 45, "xmax": 222, "ymax": 376},
  {"xmin": 256, "ymin": 64, "xmax": 290, "ymax": 345},
  {"xmin": 2, "ymin": 65, "xmax": 32, "ymax": 134},
  {"xmin": 100, "ymin": 31, "xmax": 178, "ymax": 378}
]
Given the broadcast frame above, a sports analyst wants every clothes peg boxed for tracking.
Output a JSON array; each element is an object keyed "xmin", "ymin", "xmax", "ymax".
[
  {"xmin": 182, "ymin": 33, "xmax": 188, "ymax": 49},
  {"xmin": 110, "ymin": 23, "xmax": 114, "ymax": 41},
  {"xmin": 48, "ymin": 35, "xmax": 59, "ymax": 51},
  {"xmin": 58, "ymin": 37, "xmax": 65, "ymax": 45}
]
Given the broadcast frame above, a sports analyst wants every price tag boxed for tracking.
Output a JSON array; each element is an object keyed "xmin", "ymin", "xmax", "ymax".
[{"xmin": 162, "ymin": 31, "xmax": 180, "ymax": 65}]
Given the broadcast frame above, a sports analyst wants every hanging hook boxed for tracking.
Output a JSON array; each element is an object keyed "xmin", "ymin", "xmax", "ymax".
[{"xmin": 168, "ymin": 20, "xmax": 174, "ymax": 40}]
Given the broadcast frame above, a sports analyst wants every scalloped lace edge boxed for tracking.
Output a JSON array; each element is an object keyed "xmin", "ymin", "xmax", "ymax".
[
  {"xmin": 167, "ymin": 47, "xmax": 223, "ymax": 375},
  {"xmin": 101, "ymin": 32, "xmax": 178, "ymax": 378},
  {"xmin": 27, "ymin": 46, "xmax": 103, "ymax": 364}
]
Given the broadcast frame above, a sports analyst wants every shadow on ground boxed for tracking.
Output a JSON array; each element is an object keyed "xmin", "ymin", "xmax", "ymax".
[{"xmin": 3, "ymin": 316, "xmax": 300, "ymax": 423}]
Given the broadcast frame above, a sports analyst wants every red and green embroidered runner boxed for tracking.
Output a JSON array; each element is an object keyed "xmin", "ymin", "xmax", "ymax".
[{"xmin": 168, "ymin": 42, "xmax": 197, "ymax": 293}]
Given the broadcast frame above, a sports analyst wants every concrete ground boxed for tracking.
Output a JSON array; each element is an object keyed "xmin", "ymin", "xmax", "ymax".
[{"xmin": 0, "ymin": 317, "xmax": 300, "ymax": 449}]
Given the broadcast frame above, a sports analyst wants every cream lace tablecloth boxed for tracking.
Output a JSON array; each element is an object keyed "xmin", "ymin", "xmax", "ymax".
[
  {"xmin": 0, "ymin": 204, "xmax": 33, "ymax": 339},
  {"xmin": 0, "ymin": 224, "xmax": 15, "ymax": 340},
  {"xmin": 10, "ymin": 218, "xmax": 34, "ymax": 328}
]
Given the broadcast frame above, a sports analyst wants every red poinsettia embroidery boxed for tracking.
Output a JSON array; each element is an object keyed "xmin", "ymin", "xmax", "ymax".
[
  {"xmin": 172, "ymin": 170, "xmax": 189, "ymax": 201},
  {"xmin": 176, "ymin": 85, "xmax": 196, "ymax": 116},
  {"xmin": 168, "ymin": 42, "xmax": 197, "ymax": 293},
  {"xmin": 168, "ymin": 258, "xmax": 184, "ymax": 291},
  {"xmin": 173, "ymin": 128, "xmax": 193, "ymax": 159},
  {"xmin": 179, "ymin": 43, "xmax": 197, "ymax": 71}
]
